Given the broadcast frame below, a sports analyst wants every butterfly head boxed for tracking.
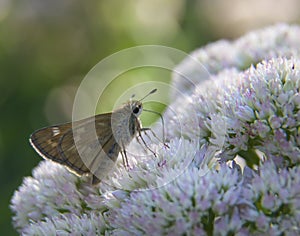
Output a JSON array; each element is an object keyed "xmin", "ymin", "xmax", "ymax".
[{"xmin": 127, "ymin": 89, "xmax": 157, "ymax": 117}]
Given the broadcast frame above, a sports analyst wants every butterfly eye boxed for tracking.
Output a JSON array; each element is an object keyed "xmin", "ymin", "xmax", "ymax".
[{"xmin": 133, "ymin": 106, "xmax": 140, "ymax": 114}]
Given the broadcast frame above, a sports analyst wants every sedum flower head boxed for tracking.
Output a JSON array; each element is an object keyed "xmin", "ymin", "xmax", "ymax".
[
  {"xmin": 108, "ymin": 164, "xmax": 246, "ymax": 235},
  {"xmin": 172, "ymin": 23, "xmax": 300, "ymax": 97},
  {"xmin": 167, "ymin": 57, "xmax": 300, "ymax": 167},
  {"xmin": 241, "ymin": 161, "xmax": 300, "ymax": 235},
  {"xmin": 10, "ymin": 161, "xmax": 108, "ymax": 233}
]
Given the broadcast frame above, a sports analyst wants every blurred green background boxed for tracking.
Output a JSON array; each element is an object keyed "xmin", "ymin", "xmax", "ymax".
[{"xmin": 1, "ymin": 0, "xmax": 299, "ymax": 235}]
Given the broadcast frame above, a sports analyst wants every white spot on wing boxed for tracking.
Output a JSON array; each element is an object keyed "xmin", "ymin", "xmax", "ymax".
[{"xmin": 52, "ymin": 127, "xmax": 60, "ymax": 136}]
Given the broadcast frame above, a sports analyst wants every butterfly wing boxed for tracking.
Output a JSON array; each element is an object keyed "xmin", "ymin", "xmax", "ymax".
[
  {"xmin": 30, "ymin": 113, "xmax": 121, "ymax": 183},
  {"xmin": 29, "ymin": 121, "xmax": 90, "ymax": 174}
]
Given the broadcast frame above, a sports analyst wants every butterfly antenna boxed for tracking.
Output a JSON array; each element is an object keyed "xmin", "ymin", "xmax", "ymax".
[{"xmin": 139, "ymin": 88, "xmax": 157, "ymax": 101}]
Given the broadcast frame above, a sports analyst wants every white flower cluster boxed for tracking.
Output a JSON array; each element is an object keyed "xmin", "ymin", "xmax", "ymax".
[
  {"xmin": 241, "ymin": 161, "xmax": 300, "ymax": 235},
  {"xmin": 108, "ymin": 164, "xmax": 244, "ymax": 235},
  {"xmin": 167, "ymin": 56, "xmax": 300, "ymax": 167},
  {"xmin": 22, "ymin": 213, "xmax": 107, "ymax": 236},
  {"xmin": 109, "ymin": 162, "xmax": 300, "ymax": 235},
  {"xmin": 172, "ymin": 23, "xmax": 300, "ymax": 97},
  {"xmin": 11, "ymin": 24, "xmax": 300, "ymax": 235},
  {"xmin": 10, "ymin": 161, "xmax": 107, "ymax": 233}
]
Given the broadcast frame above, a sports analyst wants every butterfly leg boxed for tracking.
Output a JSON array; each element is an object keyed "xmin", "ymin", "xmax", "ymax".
[
  {"xmin": 141, "ymin": 128, "xmax": 169, "ymax": 149},
  {"xmin": 135, "ymin": 135, "xmax": 150, "ymax": 153},
  {"xmin": 137, "ymin": 129, "xmax": 157, "ymax": 157}
]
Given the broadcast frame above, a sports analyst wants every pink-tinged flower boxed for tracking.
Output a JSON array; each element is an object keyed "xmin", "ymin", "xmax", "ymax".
[
  {"xmin": 108, "ymin": 164, "xmax": 247, "ymax": 235},
  {"xmin": 167, "ymin": 57, "xmax": 300, "ymax": 167},
  {"xmin": 241, "ymin": 161, "xmax": 300, "ymax": 234},
  {"xmin": 10, "ymin": 161, "xmax": 107, "ymax": 233},
  {"xmin": 172, "ymin": 23, "xmax": 300, "ymax": 98}
]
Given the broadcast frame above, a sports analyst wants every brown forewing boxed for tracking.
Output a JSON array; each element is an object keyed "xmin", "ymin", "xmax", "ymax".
[{"xmin": 29, "ymin": 113, "xmax": 120, "ymax": 177}]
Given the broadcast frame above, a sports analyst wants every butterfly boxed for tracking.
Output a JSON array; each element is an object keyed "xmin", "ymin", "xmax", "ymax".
[{"xmin": 30, "ymin": 89, "xmax": 161, "ymax": 185}]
